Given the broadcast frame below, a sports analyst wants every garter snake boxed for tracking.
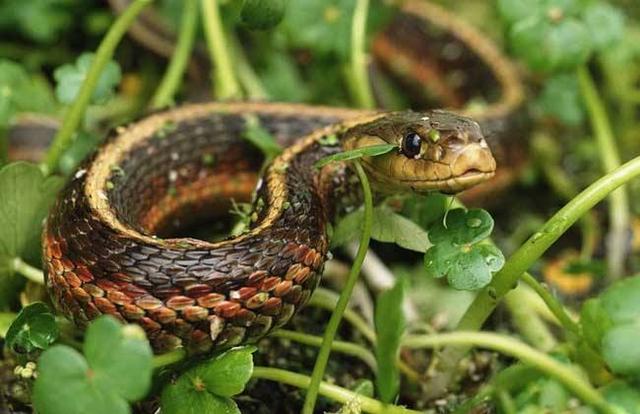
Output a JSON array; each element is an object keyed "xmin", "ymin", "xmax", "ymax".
[{"xmin": 40, "ymin": 1, "xmax": 524, "ymax": 354}]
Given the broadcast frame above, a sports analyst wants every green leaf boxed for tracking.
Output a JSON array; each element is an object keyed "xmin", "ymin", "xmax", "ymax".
[
  {"xmin": 427, "ymin": 209, "xmax": 494, "ymax": 245},
  {"xmin": 0, "ymin": 162, "xmax": 64, "ymax": 258},
  {"xmin": 423, "ymin": 209, "xmax": 503, "ymax": 290},
  {"xmin": 0, "ymin": 59, "xmax": 56, "ymax": 126},
  {"xmin": 600, "ymin": 276, "xmax": 640, "ymax": 325},
  {"xmin": 242, "ymin": 115, "xmax": 283, "ymax": 160},
  {"xmin": 53, "ymin": 53, "xmax": 122, "ymax": 105},
  {"xmin": 161, "ymin": 347, "xmax": 255, "ymax": 414},
  {"xmin": 197, "ymin": 346, "xmax": 256, "ymax": 397},
  {"xmin": 0, "ymin": 0, "xmax": 76, "ymax": 43},
  {"xmin": 33, "ymin": 316, "xmax": 153, "ymax": 414},
  {"xmin": 162, "ymin": 378, "xmax": 240, "ymax": 414},
  {"xmin": 0, "ymin": 256, "xmax": 22, "ymax": 310},
  {"xmin": 370, "ymin": 206, "xmax": 431, "ymax": 252},
  {"xmin": 582, "ymin": 2, "xmax": 625, "ymax": 51},
  {"xmin": 602, "ymin": 323, "xmax": 640, "ymax": 377},
  {"xmin": 374, "ymin": 277, "xmax": 407, "ymax": 404},
  {"xmin": 579, "ymin": 298, "xmax": 612, "ymax": 351},
  {"xmin": 315, "ymin": 144, "xmax": 396, "ymax": 168},
  {"xmin": 510, "ymin": 15, "xmax": 592, "ymax": 72},
  {"xmin": 497, "ymin": 0, "xmax": 543, "ymax": 25},
  {"xmin": 401, "ymin": 193, "xmax": 449, "ymax": 230},
  {"xmin": 331, "ymin": 205, "xmax": 431, "ymax": 252},
  {"xmin": 280, "ymin": 0, "xmax": 355, "ymax": 59},
  {"xmin": 241, "ymin": 0, "xmax": 287, "ymax": 30},
  {"xmin": 603, "ymin": 381, "xmax": 640, "ymax": 414},
  {"xmin": 34, "ymin": 345, "xmax": 129, "ymax": 414},
  {"xmin": 536, "ymin": 74, "xmax": 584, "ymax": 126},
  {"xmin": 5, "ymin": 302, "xmax": 58, "ymax": 353},
  {"xmin": 83, "ymin": 317, "xmax": 153, "ymax": 401}
]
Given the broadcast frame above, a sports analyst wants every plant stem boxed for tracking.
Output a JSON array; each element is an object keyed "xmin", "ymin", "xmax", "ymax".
[
  {"xmin": 200, "ymin": 0, "xmax": 242, "ymax": 100},
  {"xmin": 503, "ymin": 284, "xmax": 557, "ymax": 351},
  {"xmin": 227, "ymin": 31, "xmax": 269, "ymax": 100},
  {"xmin": 302, "ymin": 161, "xmax": 373, "ymax": 414},
  {"xmin": 402, "ymin": 332, "xmax": 617, "ymax": 414},
  {"xmin": 41, "ymin": 0, "xmax": 152, "ymax": 175},
  {"xmin": 11, "ymin": 257, "xmax": 44, "ymax": 284},
  {"xmin": 152, "ymin": 348, "xmax": 187, "ymax": 369},
  {"xmin": 578, "ymin": 65, "xmax": 629, "ymax": 280},
  {"xmin": 308, "ymin": 287, "xmax": 377, "ymax": 343},
  {"xmin": 253, "ymin": 367, "xmax": 421, "ymax": 414},
  {"xmin": 272, "ymin": 329, "xmax": 377, "ymax": 371},
  {"xmin": 349, "ymin": 0, "xmax": 375, "ymax": 108},
  {"xmin": 0, "ymin": 128, "xmax": 7, "ymax": 166},
  {"xmin": 432, "ymin": 155, "xmax": 640, "ymax": 395},
  {"xmin": 150, "ymin": 0, "xmax": 198, "ymax": 109},
  {"xmin": 520, "ymin": 272, "xmax": 580, "ymax": 336}
]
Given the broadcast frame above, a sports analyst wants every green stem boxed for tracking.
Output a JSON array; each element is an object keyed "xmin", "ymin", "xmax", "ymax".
[
  {"xmin": 307, "ymin": 287, "xmax": 377, "ymax": 343},
  {"xmin": 349, "ymin": 0, "xmax": 375, "ymax": 108},
  {"xmin": 0, "ymin": 127, "xmax": 7, "ymax": 166},
  {"xmin": 200, "ymin": 0, "xmax": 242, "ymax": 100},
  {"xmin": 272, "ymin": 329, "xmax": 377, "ymax": 370},
  {"xmin": 402, "ymin": 332, "xmax": 617, "ymax": 414},
  {"xmin": 253, "ymin": 367, "xmax": 421, "ymax": 414},
  {"xmin": 11, "ymin": 258, "xmax": 44, "ymax": 284},
  {"xmin": 520, "ymin": 272, "xmax": 580, "ymax": 336},
  {"xmin": 432, "ymin": 155, "xmax": 640, "ymax": 395},
  {"xmin": 503, "ymin": 283, "xmax": 557, "ymax": 351},
  {"xmin": 228, "ymin": 32, "xmax": 268, "ymax": 100},
  {"xmin": 41, "ymin": 0, "xmax": 152, "ymax": 175},
  {"xmin": 578, "ymin": 65, "xmax": 629, "ymax": 280},
  {"xmin": 152, "ymin": 348, "xmax": 187, "ymax": 369},
  {"xmin": 302, "ymin": 161, "xmax": 373, "ymax": 414},
  {"xmin": 150, "ymin": 0, "xmax": 198, "ymax": 109}
]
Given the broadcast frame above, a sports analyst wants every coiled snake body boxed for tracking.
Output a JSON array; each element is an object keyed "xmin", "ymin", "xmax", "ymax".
[
  {"xmin": 43, "ymin": 103, "xmax": 495, "ymax": 353},
  {"xmin": 42, "ymin": 1, "xmax": 525, "ymax": 354}
]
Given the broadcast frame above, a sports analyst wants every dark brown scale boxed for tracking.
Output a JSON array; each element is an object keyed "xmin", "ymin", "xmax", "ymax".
[{"xmin": 43, "ymin": 105, "xmax": 356, "ymax": 354}]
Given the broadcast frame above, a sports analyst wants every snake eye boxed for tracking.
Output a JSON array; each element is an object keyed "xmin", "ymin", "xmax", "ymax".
[{"xmin": 401, "ymin": 132, "xmax": 422, "ymax": 158}]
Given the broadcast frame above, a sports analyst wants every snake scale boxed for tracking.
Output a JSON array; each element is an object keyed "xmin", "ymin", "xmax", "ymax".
[{"xmin": 42, "ymin": 1, "xmax": 525, "ymax": 354}]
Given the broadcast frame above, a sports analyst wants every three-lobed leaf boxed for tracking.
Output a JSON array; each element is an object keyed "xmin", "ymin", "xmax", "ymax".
[
  {"xmin": 5, "ymin": 302, "xmax": 58, "ymax": 353},
  {"xmin": 161, "ymin": 346, "xmax": 256, "ymax": 414},
  {"xmin": 423, "ymin": 209, "xmax": 503, "ymax": 290},
  {"xmin": 53, "ymin": 53, "xmax": 122, "ymax": 105},
  {"xmin": 33, "ymin": 316, "xmax": 153, "ymax": 414},
  {"xmin": 374, "ymin": 277, "xmax": 406, "ymax": 404}
]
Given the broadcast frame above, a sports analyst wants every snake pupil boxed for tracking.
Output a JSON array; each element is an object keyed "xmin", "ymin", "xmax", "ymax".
[{"xmin": 402, "ymin": 132, "xmax": 422, "ymax": 158}]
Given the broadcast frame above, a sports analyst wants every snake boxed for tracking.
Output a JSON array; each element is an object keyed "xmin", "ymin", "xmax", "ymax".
[{"xmin": 41, "ymin": 1, "xmax": 525, "ymax": 354}]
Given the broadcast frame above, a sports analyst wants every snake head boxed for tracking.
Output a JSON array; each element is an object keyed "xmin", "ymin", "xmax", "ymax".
[{"xmin": 344, "ymin": 110, "xmax": 496, "ymax": 194}]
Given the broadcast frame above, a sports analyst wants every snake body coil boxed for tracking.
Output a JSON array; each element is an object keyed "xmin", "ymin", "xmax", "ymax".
[{"xmin": 43, "ymin": 103, "xmax": 495, "ymax": 353}]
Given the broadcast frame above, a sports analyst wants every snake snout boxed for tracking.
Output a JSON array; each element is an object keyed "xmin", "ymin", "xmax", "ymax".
[{"xmin": 450, "ymin": 143, "xmax": 497, "ymax": 179}]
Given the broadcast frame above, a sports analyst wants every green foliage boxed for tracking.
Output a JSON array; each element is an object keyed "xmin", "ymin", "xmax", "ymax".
[
  {"xmin": 0, "ymin": 162, "xmax": 63, "ymax": 308},
  {"xmin": 535, "ymin": 74, "xmax": 584, "ymax": 126},
  {"xmin": 580, "ymin": 276, "xmax": 640, "ymax": 378},
  {"xmin": 315, "ymin": 144, "xmax": 396, "ymax": 167},
  {"xmin": 241, "ymin": 0, "xmax": 288, "ymax": 30},
  {"xmin": 501, "ymin": 0, "xmax": 626, "ymax": 73},
  {"xmin": 423, "ymin": 209, "xmax": 504, "ymax": 290},
  {"xmin": 0, "ymin": 59, "xmax": 56, "ymax": 127},
  {"xmin": 53, "ymin": 53, "xmax": 122, "ymax": 105},
  {"xmin": 5, "ymin": 302, "xmax": 58, "ymax": 353},
  {"xmin": 242, "ymin": 115, "xmax": 283, "ymax": 161},
  {"xmin": 374, "ymin": 277, "xmax": 406, "ymax": 404},
  {"xmin": 0, "ymin": 0, "xmax": 77, "ymax": 43},
  {"xmin": 332, "ymin": 205, "xmax": 430, "ymax": 252},
  {"xmin": 33, "ymin": 316, "xmax": 153, "ymax": 414},
  {"xmin": 161, "ymin": 347, "xmax": 256, "ymax": 414}
]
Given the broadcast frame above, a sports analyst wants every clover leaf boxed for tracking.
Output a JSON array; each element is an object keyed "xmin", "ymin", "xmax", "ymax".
[
  {"xmin": 5, "ymin": 302, "xmax": 58, "ymax": 354},
  {"xmin": 0, "ymin": 59, "xmax": 56, "ymax": 127},
  {"xmin": 423, "ymin": 209, "xmax": 504, "ymax": 290},
  {"xmin": 33, "ymin": 316, "xmax": 153, "ymax": 414},
  {"xmin": 374, "ymin": 277, "xmax": 406, "ymax": 404},
  {"xmin": 535, "ymin": 74, "xmax": 584, "ymax": 126},
  {"xmin": 53, "ymin": 53, "xmax": 121, "ymax": 105},
  {"xmin": 582, "ymin": 2, "xmax": 625, "ymax": 51},
  {"xmin": 161, "ymin": 346, "xmax": 256, "ymax": 414}
]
